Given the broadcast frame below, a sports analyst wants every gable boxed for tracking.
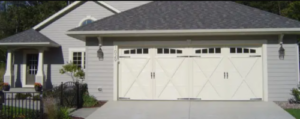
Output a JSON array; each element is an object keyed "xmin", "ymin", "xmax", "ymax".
[
  {"xmin": 39, "ymin": 1, "xmax": 115, "ymax": 48},
  {"xmin": 103, "ymin": 1, "xmax": 151, "ymax": 12},
  {"xmin": 34, "ymin": 1, "xmax": 120, "ymax": 31}
]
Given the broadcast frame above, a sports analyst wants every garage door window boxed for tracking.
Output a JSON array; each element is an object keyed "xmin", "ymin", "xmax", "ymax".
[
  {"xmin": 157, "ymin": 48, "xmax": 182, "ymax": 54},
  {"xmin": 195, "ymin": 48, "xmax": 221, "ymax": 54},
  {"xmin": 124, "ymin": 48, "xmax": 149, "ymax": 54},
  {"xmin": 230, "ymin": 47, "xmax": 256, "ymax": 54}
]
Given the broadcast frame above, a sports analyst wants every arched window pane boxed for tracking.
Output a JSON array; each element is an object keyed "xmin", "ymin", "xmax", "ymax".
[{"xmin": 81, "ymin": 19, "xmax": 94, "ymax": 26}]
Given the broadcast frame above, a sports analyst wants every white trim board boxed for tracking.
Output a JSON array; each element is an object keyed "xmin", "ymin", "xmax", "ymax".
[
  {"xmin": 297, "ymin": 44, "xmax": 300, "ymax": 86},
  {"xmin": 262, "ymin": 44, "xmax": 268, "ymax": 101},
  {"xmin": 0, "ymin": 42, "xmax": 60, "ymax": 47},
  {"xmin": 67, "ymin": 28, "xmax": 300, "ymax": 36},
  {"xmin": 33, "ymin": 1, "xmax": 120, "ymax": 30},
  {"xmin": 113, "ymin": 45, "xmax": 119, "ymax": 101}
]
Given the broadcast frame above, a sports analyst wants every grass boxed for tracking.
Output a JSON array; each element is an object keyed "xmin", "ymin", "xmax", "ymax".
[
  {"xmin": 1, "ymin": 105, "xmax": 39, "ymax": 119},
  {"xmin": 285, "ymin": 109, "xmax": 300, "ymax": 119},
  {"xmin": 0, "ymin": 66, "xmax": 5, "ymax": 90}
]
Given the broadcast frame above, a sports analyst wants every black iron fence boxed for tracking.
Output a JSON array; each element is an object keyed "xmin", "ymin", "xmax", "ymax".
[
  {"xmin": 0, "ymin": 91, "xmax": 43, "ymax": 119},
  {"xmin": 43, "ymin": 81, "xmax": 86, "ymax": 108}
]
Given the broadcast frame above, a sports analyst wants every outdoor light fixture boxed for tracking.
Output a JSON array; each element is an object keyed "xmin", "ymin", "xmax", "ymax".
[
  {"xmin": 279, "ymin": 42, "xmax": 285, "ymax": 60},
  {"xmin": 97, "ymin": 46, "xmax": 104, "ymax": 60}
]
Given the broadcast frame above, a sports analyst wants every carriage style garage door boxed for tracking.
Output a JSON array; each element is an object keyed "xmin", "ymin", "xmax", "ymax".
[{"xmin": 118, "ymin": 46, "xmax": 263, "ymax": 100}]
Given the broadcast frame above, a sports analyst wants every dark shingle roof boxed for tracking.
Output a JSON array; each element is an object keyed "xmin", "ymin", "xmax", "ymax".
[
  {"xmin": 0, "ymin": 29, "xmax": 58, "ymax": 44},
  {"xmin": 70, "ymin": 1, "xmax": 300, "ymax": 31}
]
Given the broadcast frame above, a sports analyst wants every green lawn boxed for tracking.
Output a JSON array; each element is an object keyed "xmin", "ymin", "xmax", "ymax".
[
  {"xmin": 1, "ymin": 106, "xmax": 40, "ymax": 119},
  {"xmin": 285, "ymin": 109, "xmax": 300, "ymax": 119}
]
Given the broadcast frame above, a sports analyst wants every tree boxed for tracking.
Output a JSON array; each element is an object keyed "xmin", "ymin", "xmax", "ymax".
[
  {"xmin": 281, "ymin": 1, "xmax": 300, "ymax": 21},
  {"xmin": 59, "ymin": 62, "xmax": 85, "ymax": 82}
]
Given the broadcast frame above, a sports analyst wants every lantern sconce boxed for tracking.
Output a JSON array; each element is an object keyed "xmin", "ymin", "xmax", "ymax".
[
  {"xmin": 278, "ymin": 34, "xmax": 285, "ymax": 60},
  {"xmin": 97, "ymin": 37, "xmax": 104, "ymax": 61}
]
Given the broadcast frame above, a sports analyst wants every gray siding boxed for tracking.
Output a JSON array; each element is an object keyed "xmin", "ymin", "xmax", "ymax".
[
  {"xmin": 39, "ymin": 2, "xmax": 115, "ymax": 86},
  {"xmin": 104, "ymin": 1, "xmax": 151, "ymax": 12},
  {"xmin": 267, "ymin": 35, "xmax": 299, "ymax": 101},
  {"xmin": 86, "ymin": 37, "xmax": 114, "ymax": 100},
  {"xmin": 88, "ymin": 35, "xmax": 299, "ymax": 101}
]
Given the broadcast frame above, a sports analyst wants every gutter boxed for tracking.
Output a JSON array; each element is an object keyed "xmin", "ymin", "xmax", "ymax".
[{"xmin": 66, "ymin": 28, "xmax": 300, "ymax": 37}]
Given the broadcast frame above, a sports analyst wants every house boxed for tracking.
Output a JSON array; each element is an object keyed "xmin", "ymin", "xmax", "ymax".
[{"xmin": 0, "ymin": 1, "xmax": 300, "ymax": 102}]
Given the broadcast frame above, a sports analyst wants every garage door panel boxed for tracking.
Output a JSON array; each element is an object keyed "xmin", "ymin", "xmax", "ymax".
[
  {"xmin": 243, "ymin": 59, "xmax": 263, "ymax": 98},
  {"xmin": 228, "ymin": 57, "xmax": 259, "ymax": 78},
  {"xmin": 231, "ymin": 82, "xmax": 257, "ymax": 100},
  {"xmin": 194, "ymin": 57, "xmax": 226, "ymax": 99},
  {"xmin": 155, "ymin": 58, "xmax": 189, "ymax": 99},
  {"xmin": 192, "ymin": 57, "xmax": 224, "ymax": 78},
  {"xmin": 118, "ymin": 54, "xmax": 153, "ymax": 99},
  {"xmin": 125, "ymin": 83, "xmax": 152, "ymax": 99},
  {"xmin": 195, "ymin": 83, "xmax": 221, "ymax": 100}
]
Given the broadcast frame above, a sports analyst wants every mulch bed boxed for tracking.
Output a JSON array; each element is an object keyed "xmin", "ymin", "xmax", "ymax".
[
  {"xmin": 274, "ymin": 101, "xmax": 300, "ymax": 109},
  {"xmin": 71, "ymin": 116, "xmax": 84, "ymax": 119},
  {"xmin": 82, "ymin": 101, "xmax": 107, "ymax": 108},
  {"xmin": 70, "ymin": 101, "xmax": 107, "ymax": 119}
]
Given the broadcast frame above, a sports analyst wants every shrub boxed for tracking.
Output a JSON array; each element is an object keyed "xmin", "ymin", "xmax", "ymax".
[
  {"xmin": 291, "ymin": 87, "xmax": 300, "ymax": 101},
  {"xmin": 83, "ymin": 94, "xmax": 98, "ymax": 107},
  {"xmin": 15, "ymin": 93, "xmax": 32, "ymax": 100},
  {"xmin": 43, "ymin": 97, "xmax": 70, "ymax": 119},
  {"xmin": 33, "ymin": 95, "xmax": 40, "ymax": 100},
  {"xmin": 57, "ymin": 107, "xmax": 71, "ymax": 119}
]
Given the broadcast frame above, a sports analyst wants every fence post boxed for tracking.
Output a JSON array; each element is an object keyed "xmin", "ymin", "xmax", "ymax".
[
  {"xmin": 60, "ymin": 82, "xmax": 63, "ymax": 106},
  {"xmin": 0, "ymin": 91, "xmax": 3, "ymax": 112},
  {"xmin": 40, "ymin": 91, "xmax": 44, "ymax": 119},
  {"xmin": 76, "ymin": 82, "xmax": 80, "ymax": 108}
]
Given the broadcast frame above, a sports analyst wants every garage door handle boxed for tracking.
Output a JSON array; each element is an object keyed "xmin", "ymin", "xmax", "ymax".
[
  {"xmin": 151, "ymin": 72, "xmax": 153, "ymax": 79},
  {"xmin": 227, "ymin": 72, "xmax": 229, "ymax": 79},
  {"xmin": 154, "ymin": 72, "xmax": 155, "ymax": 79},
  {"xmin": 224, "ymin": 72, "xmax": 225, "ymax": 79}
]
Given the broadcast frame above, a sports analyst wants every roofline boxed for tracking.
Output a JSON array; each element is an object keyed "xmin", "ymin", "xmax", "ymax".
[
  {"xmin": 33, "ymin": 1, "xmax": 120, "ymax": 30},
  {"xmin": 0, "ymin": 42, "xmax": 60, "ymax": 47},
  {"xmin": 66, "ymin": 28, "xmax": 300, "ymax": 37}
]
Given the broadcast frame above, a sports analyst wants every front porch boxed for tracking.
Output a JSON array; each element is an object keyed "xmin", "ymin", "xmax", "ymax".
[
  {"xmin": 3, "ymin": 47, "xmax": 46, "ymax": 89},
  {"xmin": 0, "ymin": 29, "xmax": 60, "ymax": 90}
]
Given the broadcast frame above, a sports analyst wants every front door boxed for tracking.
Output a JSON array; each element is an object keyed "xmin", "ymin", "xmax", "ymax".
[{"xmin": 26, "ymin": 54, "xmax": 38, "ymax": 85}]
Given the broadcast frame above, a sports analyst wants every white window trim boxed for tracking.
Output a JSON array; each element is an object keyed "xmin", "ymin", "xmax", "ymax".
[
  {"xmin": 78, "ymin": 15, "xmax": 97, "ymax": 27},
  {"xmin": 69, "ymin": 48, "xmax": 86, "ymax": 70}
]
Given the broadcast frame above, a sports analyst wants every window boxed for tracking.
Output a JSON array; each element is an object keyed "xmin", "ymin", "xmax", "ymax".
[
  {"xmin": 123, "ymin": 48, "xmax": 149, "ymax": 54},
  {"xmin": 230, "ymin": 47, "xmax": 256, "ymax": 54},
  {"xmin": 81, "ymin": 19, "xmax": 94, "ymax": 26},
  {"xmin": 79, "ymin": 15, "xmax": 96, "ymax": 26},
  {"xmin": 69, "ymin": 48, "xmax": 86, "ymax": 69},
  {"xmin": 157, "ymin": 48, "xmax": 182, "ymax": 54},
  {"xmin": 195, "ymin": 48, "xmax": 221, "ymax": 54}
]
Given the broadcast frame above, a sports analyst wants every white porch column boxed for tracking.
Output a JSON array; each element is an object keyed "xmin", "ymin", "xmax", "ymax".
[
  {"xmin": 35, "ymin": 49, "xmax": 44, "ymax": 85},
  {"xmin": 4, "ymin": 49, "xmax": 14, "ymax": 85}
]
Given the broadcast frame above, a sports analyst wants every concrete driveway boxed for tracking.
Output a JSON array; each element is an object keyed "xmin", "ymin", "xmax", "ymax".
[{"xmin": 86, "ymin": 101, "xmax": 295, "ymax": 119}]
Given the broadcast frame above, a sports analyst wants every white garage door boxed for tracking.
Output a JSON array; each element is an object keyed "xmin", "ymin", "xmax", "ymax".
[{"xmin": 118, "ymin": 46, "xmax": 263, "ymax": 100}]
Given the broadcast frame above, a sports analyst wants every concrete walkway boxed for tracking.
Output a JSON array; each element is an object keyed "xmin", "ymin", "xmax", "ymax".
[
  {"xmin": 70, "ymin": 107, "xmax": 98, "ymax": 119},
  {"xmin": 85, "ymin": 101, "xmax": 295, "ymax": 119}
]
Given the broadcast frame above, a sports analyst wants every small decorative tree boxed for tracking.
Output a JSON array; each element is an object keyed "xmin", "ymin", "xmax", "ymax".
[
  {"xmin": 59, "ymin": 62, "xmax": 85, "ymax": 83},
  {"xmin": 290, "ymin": 86, "xmax": 300, "ymax": 104}
]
